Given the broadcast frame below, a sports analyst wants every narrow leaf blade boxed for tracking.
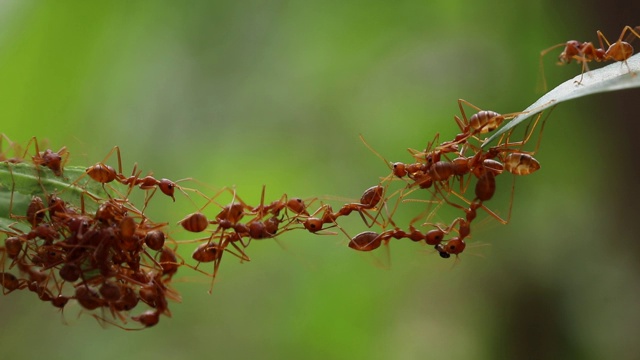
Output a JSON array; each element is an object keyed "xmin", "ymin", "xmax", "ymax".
[{"xmin": 482, "ymin": 52, "xmax": 640, "ymax": 147}]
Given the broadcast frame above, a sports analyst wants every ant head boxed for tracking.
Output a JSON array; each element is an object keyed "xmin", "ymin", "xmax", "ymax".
[
  {"xmin": 392, "ymin": 162, "xmax": 407, "ymax": 178},
  {"xmin": 158, "ymin": 179, "xmax": 176, "ymax": 201},
  {"xmin": 559, "ymin": 40, "xmax": 582, "ymax": 62},
  {"xmin": 286, "ymin": 197, "xmax": 309, "ymax": 216},
  {"xmin": 443, "ymin": 237, "xmax": 466, "ymax": 255},
  {"xmin": 425, "ymin": 229, "xmax": 444, "ymax": 245},
  {"xmin": 434, "ymin": 243, "xmax": 455, "ymax": 259},
  {"xmin": 303, "ymin": 218, "xmax": 323, "ymax": 233},
  {"xmin": 425, "ymin": 153, "xmax": 436, "ymax": 166}
]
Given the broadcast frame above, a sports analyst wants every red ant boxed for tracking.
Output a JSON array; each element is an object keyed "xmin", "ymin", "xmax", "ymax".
[
  {"xmin": 539, "ymin": 25, "xmax": 640, "ymax": 90},
  {"xmin": 177, "ymin": 187, "xmax": 235, "ymax": 233},
  {"xmin": 191, "ymin": 232, "xmax": 251, "ymax": 293},
  {"xmin": 301, "ymin": 184, "xmax": 390, "ymax": 234},
  {"xmin": 20, "ymin": 137, "xmax": 69, "ymax": 177},
  {"xmin": 0, "ymin": 272, "xmax": 27, "ymax": 294},
  {"xmin": 348, "ymin": 230, "xmax": 394, "ymax": 252},
  {"xmin": 431, "ymin": 100, "xmax": 525, "ymax": 151},
  {"xmin": 82, "ymin": 146, "xmax": 200, "ymax": 203},
  {"xmin": 250, "ymin": 185, "xmax": 311, "ymax": 221},
  {"xmin": 359, "ymin": 134, "xmax": 432, "ymax": 183}
]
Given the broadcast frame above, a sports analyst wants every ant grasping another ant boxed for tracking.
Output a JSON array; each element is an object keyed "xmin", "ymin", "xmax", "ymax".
[
  {"xmin": 382, "ymin": 108, "xmax": 550, "ymax": 259},
  {"xmin": 301, "ymin": 184, "xmax": 396, "ymax": 235},
  {"xmin": 359, "ymin": 133, "xmax": 436, "ymax": 195},
  {"xmin": 0, "ymin": 167, "xmax": 182, "ymax": 328},
  {"xmin": 415, "ymin": 100, "xmax": 526, "ymax": 158},
  {"xmin": 79, "ymin": 146, "xmax": 206, "ymax": 204},
  {"xmin": 359, "ymin": 102, "xmax": 525, "ymax": 200},
  {"xmin": 423, "ymin": 110, "xmax": 550, "ymax": 246},
  {"xmin": 184, "ymin": 202, "xmax": 271, "ymax": 292},
  {"xmin": 346, "ymin": 223, "xmax": 460, "ymax": 265},
  {"xmin": 179, "ymin": 186, "xmax": 306, "ymax": 292},
  {"xmin": 190, "ymin": 233, "xmax": 252, "ymax": 293},
  {"xmin": 539, "ymin": 25, "xmax": 640, "ymax": 91}
]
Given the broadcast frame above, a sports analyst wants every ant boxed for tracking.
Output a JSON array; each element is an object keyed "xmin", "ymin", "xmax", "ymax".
[
  {"xmin": 348, "ymin": 230, "xmax": 394, "ymax": 252},
  {"xmin": 191, "ymin": 232, "xmax": 251, "ymax": 293},
  {"xmin": 20, "ymin": 137, "xmax": 69, "ymax": 177},
  {"xmin": 0, "ymin": 272, "xmax": 27, "ymax": 294},
  {"xmin": 335, "ymin": 185, "xmax": 387, "ymax": 224},
  {"xmin": 250, "ymin": 185, "xmax": 311, "ymax": 221},
  {"xmin": 433, "ymin": 100, "xmax": 524, "ymax": 151},
  {"xmin": 302, "ymin": 184, "xmax": 391, "ymax": 234},
  {"xmin": 435, "ymin": 237, "xmax": 466, "ymax": 259},
  {"xmin": 82, "ymin": 146, "xmax": 200, "ymax": 203},
  {"xmin": 177, "ymin": 187, "xmax": 241, "ymax": 234},
  {"xmin": 539, "ymin": 25, "xmax": 640, "ymax": 90}
]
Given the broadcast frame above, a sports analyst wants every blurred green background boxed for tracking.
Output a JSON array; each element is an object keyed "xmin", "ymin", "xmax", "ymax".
[{"xmin": 1, "ymin": 1, "xmax": 640, "ymax": 359}]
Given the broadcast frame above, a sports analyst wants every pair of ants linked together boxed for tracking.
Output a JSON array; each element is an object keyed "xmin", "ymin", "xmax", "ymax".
[{"xmin": 1, "ymin": 25, "xmax": 637, "ymax": 330}]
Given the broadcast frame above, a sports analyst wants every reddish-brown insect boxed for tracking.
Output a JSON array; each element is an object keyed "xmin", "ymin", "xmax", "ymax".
[
  {"xmin": 0, "ymin": 272, "xmax": 26, "ymax": 294},
  {"xmin": 451, "ymin": 99, "xmax": 524, "ymax": 144},
  {"xmin": 20, "ymin": 137, "xmax": 69, "ymax": 176},
  {"xmin": 178, "ymin": 212, "xmax": 209, "ymax": 233},
  {"xmin": 348, "ymin": 230, "xmax": 395, "ymax": 252},
  {"xmin": 539, "ymin": 25, "xmax": 640, "ymax": 90},
  {"xmin": 83, "ymin": 146, "xmax": 199, "ymax": 203},
  {"xmin": 191, "ymin": 234, "xmax": 250, "ymax": 293}
]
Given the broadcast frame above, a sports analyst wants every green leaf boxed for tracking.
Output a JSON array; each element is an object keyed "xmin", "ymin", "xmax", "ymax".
[
  {"xmin": 0, "ymin": 162, "xmax": 106, "ymax": 232},
  {"xmin": 482, "ymin": 52, "xmax": 640, "ymax": 147}
]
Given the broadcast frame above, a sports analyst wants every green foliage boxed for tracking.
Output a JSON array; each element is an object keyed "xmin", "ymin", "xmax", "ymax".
[{"xmin": 0, "ymin": 163, "xmax": 105, "ymax": 232}]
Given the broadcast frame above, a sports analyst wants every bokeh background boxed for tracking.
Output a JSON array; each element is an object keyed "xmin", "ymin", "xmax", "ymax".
[{"xmin": 1, "ymin": 1, "xmax": 639, "ymax": 359}]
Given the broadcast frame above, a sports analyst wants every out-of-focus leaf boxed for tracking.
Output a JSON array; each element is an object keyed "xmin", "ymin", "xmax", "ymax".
[{"xmin": 482, "ymin": 52, "xmax": 640, "ymax": 147}]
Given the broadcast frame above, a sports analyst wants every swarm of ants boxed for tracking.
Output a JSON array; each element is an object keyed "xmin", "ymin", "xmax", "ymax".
[
  {"xmin": 0, "ymin": 100, "xmax": 546, "ymax": 329},
  {"xmin": 1, "ymin": 25, "xmax": 636, "ymax": 330}
]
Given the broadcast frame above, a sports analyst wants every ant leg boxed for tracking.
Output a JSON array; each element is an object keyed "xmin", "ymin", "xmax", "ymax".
[
  {"xmin": 446, "ymin": 186, "xmax": 509, "ymax": 225},
  {"xmin": 621, "ymin": 25, "xmax": 640, "ymax": 44},
  {"xmin": 0, "ymin": 134, "xmax": 24, "ymax": 162},
  {"xmin": 359, "ymin": 134, "xmax": 402, "ymax": 182},
  {"xmin": 458, "ymin": 99, "xmax": 483, "ymax": 130},
  {"xmin": 496, "ymin": 107, "xmax": 549, "ymax": 154},
  {"xmin": 20, "ymin": 136, "xmax": 40, "ymax": 161},
  {"xmin": 539, "ymin": 42, "xmax": 571, "ymax": 92},
  {"xmin": 596, "ymin": 30, "xmax": 612, "ymax": 50}
]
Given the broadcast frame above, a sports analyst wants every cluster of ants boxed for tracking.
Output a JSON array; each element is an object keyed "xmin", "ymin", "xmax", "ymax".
[
  {"xmin": 0, "ymin": 137, "xmax": 182, "ymax": 329},
  {"xmin": 0, "ymin": 99, "xmax": 546, "ymax": 329},
  {"xmin": 0, "ymin": 25, "xmax": 637, "ymax": 330}
]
